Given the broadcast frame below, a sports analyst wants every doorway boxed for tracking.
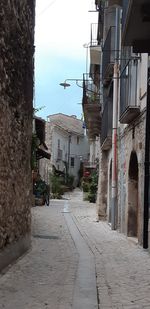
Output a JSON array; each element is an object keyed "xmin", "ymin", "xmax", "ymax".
[{"xmin": 127, "ymin": 151, "xmax": 138, "ymax": 237}]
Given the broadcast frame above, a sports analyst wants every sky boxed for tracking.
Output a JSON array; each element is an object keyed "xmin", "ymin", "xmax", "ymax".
[{"xmin": 34, "ymin": 0, "xmax": 98, "ymax": 120}]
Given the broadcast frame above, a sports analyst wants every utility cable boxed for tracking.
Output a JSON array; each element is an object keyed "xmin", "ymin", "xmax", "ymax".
[{"xmin": 38, "ymin": 0, "xmax": 58, "ymax": 16}]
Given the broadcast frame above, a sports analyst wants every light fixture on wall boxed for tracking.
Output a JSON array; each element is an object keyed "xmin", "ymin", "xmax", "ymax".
[
  {"xmin": 59, "ymin": 78, "xmax": 84, "ymax": 89},
  {"xmin": 59, "ymin": 74, "xmax": 101, "ymax": 96}
]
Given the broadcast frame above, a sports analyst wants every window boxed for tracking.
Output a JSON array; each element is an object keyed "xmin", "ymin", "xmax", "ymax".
[
  {"xmin": 58, "ymin": 139, "xmax": 60, "ymax": 149},
  {"xmin": 70, "ymin": 157, "xmax": 75, "ymax": 167}
]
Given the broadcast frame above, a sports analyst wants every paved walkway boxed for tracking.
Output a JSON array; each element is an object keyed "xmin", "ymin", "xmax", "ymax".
[
  {"xmin": 63, "ymin": 200, "xmax": 97, "ymax": 309},
  {"xmin": 0, "ymin": 189, "xmax": 150, "ymax": 309}
]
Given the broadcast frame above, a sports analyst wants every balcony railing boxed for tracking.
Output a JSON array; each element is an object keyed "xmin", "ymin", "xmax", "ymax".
[
  {"xmin": 102, "ymin": 26, "xmax": 115, "ymax": 84},
  {"xmin": 101, "ymin": 98, "xmax": 113, "ymax": 150},
  {"xmin": 120, "ymin": 54, "xmax": 140, "ymax": 124},
  {"xmin": 90, "ymin": 22, "xmax": 102, "ymax": 47},
  {"xmin": 83, "ymin": 73, "xmax": 100, "ymax": 92},
  {"xmin": 82, "ymin": 74, "xmax": 101, "ymax": 139}
]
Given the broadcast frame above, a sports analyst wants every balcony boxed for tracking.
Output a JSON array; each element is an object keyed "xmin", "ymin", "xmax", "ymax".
[
  {"xmin": 120, "ymin": 56, "xmax": 140, "ymax": 124},
  {"xmin": 82, "ymin": 76, "xmax": 101, "ymax": 140},
  {"xmin": 102, "ymin": 26, "xmax": 115, "ymax": 85},
  {"xmin": 101, "ymin": 98, "xmax": 113, "ymax": 150},
  {"xmin": 122, "ymin": 0, "xmax": 150, "ymax": 52},
  {"xmin": 90, "ymin": 23, "xmax": 101, "ymax": 46},
  {"xmin": 90, "ymin": 23, "xmax": 102, "ymax": 76}
]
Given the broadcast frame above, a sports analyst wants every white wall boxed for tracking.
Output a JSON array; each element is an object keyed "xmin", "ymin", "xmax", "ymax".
[
  {"xmin": 39, "ymin": 121, "xmax": 90, "ymax": 186},
  {"xmin": 69, "ymin": 134, "xmax": 89, "ymax": 185}
]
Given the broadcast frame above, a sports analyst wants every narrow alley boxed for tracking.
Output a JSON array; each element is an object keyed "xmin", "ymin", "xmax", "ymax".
[{"xmin": 0, "ymin": 189, "xmax": 150, "ymax": 309}]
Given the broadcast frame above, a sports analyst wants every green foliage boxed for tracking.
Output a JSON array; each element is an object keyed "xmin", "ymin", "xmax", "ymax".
[
  {"xmin": 51, "ymin": 175, "xmax": 63, "ymax": 194},
  {"xmin": 82, "ymin": 181, "xmax": 90, "ymax": 192},
  {"xmin": 88, "ymin": 171, "xmax": 98, "ymax": 203},
  {"xmin": 89, "ymin": 181, "xmax": 97, "ymax": 194},
  {"xmin": 34, "ymin": 178, "xmax": 47, "ymax": 196},
  {"xmin": 50, "ymin": 174, "xmax": 64, "ymax": 199},
  {"xmin": 87, "ymin": 192, "xmax": 96, "ymax": 203},
  {"xmin": 33, "ymin": 106, "xmax": 45, "ymax": 115},
  {"xmin": 81, "ymin": 170, "xmax": 98, "ymax": 203}
]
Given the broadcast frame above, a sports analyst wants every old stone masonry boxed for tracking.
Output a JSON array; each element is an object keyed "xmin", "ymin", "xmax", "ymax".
[{"xmin": 0, "ymin": 1, "xmax": 35, "ymax": 270}]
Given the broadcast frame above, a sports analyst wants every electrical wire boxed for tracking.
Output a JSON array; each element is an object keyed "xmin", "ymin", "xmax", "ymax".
[{"xmin": 38, "ymin": 0, "xmax": 58, "ymax": 16}]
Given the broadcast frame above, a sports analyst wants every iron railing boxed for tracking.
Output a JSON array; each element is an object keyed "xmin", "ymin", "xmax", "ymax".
[
  {"xmin": 120, "ymin": 49, "xmax": 138, "ymax": 117},
  {"xmin": 90, "ymin": 23, "xmax": 102, "ymax": 46},
  {"xmin": 83, "ymin": 73, "xmax": 100, "ymax": 97},
  {"xmin": 102, "ymin": 26, "xmax": 115, "ymax": 81}
]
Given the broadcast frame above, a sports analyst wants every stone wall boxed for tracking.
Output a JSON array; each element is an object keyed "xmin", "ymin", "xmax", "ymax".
[
  {"xmin": 118, "ymin": 113, "xmax": 146, "ymax": 244},
  {"xmin": 0, "ymin": 0, "xmax": 35, "ymax": 269},
  {"xmin": 97, "ymin": 149, "xmax": 110, "ymax": 219}
]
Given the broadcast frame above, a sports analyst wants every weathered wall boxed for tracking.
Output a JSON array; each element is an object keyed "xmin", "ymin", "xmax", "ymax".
[
  {"xmin": 118, "ymin": 113, "xmax": 146, "ymax": 244},
  {"xmin": 97, "ymin": 149, "xmax": 110, "ymax": 219},
  {"xmin": 0, "ymin": 0, "xmax": 35, "ymax": 268}
]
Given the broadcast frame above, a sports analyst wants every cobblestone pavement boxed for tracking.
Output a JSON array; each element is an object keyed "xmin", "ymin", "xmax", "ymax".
[
  {"xmin": 0, "ymin": 200, "xmax": 79, "ymax": 309},
  {"xmin": 69, "ymin": 190, "xmax": 150, "ymax": 309},
  {"xmin": 0, "ymin": 189, "xmax": 150, "ymax": 309}
]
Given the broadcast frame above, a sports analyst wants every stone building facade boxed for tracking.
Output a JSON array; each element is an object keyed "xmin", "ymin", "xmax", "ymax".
[
  {"xmin": 0, "ymin": 0, "xmax": 35, "ymax": 270},
  {"xmin": 118, "ymin": 112, "xmax": 146, "ymax": 244},
  {"xmin": 96, "ymin": 3, "xmax": 148, "ymax": 246},
  {"xmin": 82, "ymin": 1, "xmax": 149, "ymax": 248}
]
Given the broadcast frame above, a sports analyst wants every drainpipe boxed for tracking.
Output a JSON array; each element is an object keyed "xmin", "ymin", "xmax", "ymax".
[
  {"xmin": 111, "ymin": 7, "xmax": 120, "ymax": 230},
  {"xmin": 143, "ymin": 68, "xmax": 150, "ymax": 249},
  {"xmin": 67, "ymin": 135, "xmax": 71, "ymax": 175}
]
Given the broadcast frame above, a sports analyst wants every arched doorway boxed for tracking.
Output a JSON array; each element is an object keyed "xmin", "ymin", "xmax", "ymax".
[
  {"xmin": 128, "ymin": 151, "xmax": 138, "ymax": 237},
  {"xmin": 108, "ymin": 160, "xmax": 112, "ymax": 223}
]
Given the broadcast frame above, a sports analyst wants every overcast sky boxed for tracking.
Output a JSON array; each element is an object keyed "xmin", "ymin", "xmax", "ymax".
[{"xmin": 35, "ymin": 0, "xmax": 98, "ymax": 120}]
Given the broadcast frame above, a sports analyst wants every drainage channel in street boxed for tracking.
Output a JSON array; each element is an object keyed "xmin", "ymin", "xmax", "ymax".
[
  {"xmin": 33, "ymin": 235, "xmax": 60, "ymax": 240},
  {"xmin": 63, "ymin": 200, "xmax": 98, "ymax": 309}
]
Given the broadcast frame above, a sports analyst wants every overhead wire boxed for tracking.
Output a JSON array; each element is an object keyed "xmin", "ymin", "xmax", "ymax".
[{"xmin": 38, "ymin": 0, "xmax": 58, "ymax": 16}]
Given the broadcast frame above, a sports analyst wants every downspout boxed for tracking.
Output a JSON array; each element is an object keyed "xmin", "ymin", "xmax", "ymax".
[
  {"xmin": 68, "ymin": 135, "xmax": 71, "ymax": 175},
  {"xmin": 143, "ymin": 68, "xmax": 150, "ymax": 249},
  {"xmin": 111, "ymin": 7, "xmax": 120, "ymax": 230}
]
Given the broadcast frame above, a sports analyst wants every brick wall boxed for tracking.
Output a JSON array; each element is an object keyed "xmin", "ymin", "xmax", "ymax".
[{"xmin": 0, "ymin": 0, "xmax": 35, "ymax": 266}]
